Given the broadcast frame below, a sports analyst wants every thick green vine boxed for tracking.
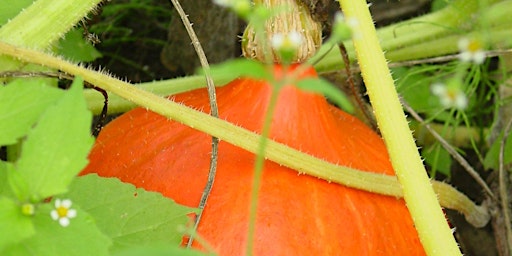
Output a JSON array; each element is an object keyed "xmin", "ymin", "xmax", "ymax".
[
  {"xmin": 338, "ymin": 0, "xmax": 463, "ymax": 254},
  {"xmin": 0, "ymin": 0, "xmax": 102, "ymax": 71},
  {"xmin": 0, "ymin": 41, "xmax": 489, "ymax": 231}
]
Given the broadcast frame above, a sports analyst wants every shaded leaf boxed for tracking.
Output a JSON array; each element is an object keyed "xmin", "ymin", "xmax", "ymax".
[
  {"xmin": 0, "ymin": 161, "xmax": 9, "ymax": 195},
  {"xmin": 422, "ymin": 144, "xmax": 452, "ymax": 177},
  {"xmin": 393, "ymin": 67, "xmax": 440, "ymax": 113},
  {"xmin": 203, "ymin": 59, "xmax": 272, "ymax": 81},
  {"xmin": 66, "ymin": 174, "xmax": 197, "ymax": 253},
  {"xmin": 0, "ymin": 79, "xmax": 63, "ymax": 145},
  {"xmin": 0, "ymin": 197, "xmax": 35, "ymax": 252},
  {"xmin": 6, "ymin": 163, "xmax": 29, "ymax": 201},
  {"xmin": 16, "ymin": 78, "xmax": 94, "ymax": 201},
  {"xmin": 296, "ymin": 78, "xmax": 354, "ymax": 113},
  {"xmin": 57, "ymin": 28, "xmax": 102, "ymax": 62},
  {"xmin": 3, "ymin": 201, "xmax": 111, "ymax": 256},
  {"xmin": 484, "ymin": 132, "xmax": 512, "ymax": 170}
]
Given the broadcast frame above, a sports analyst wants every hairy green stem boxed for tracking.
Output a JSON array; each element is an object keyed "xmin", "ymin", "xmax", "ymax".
[
  {"xmin": 83, "ymin": 75, "xmax": 232, "ymax": 115},
  {"xmin": 0, "ymin": 0, "xmax": 100, "ymax": 47},
  {"xmin": 0, "ymin": 41, "xmax": 489, "ymax": 229},
  {"xmin": 338, "ymin": 0, "xmax": 462, "ymax": 255}
]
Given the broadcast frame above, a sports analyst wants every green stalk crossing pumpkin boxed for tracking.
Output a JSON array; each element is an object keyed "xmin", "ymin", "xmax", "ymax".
[{"xmin": 81, "ymin": 63, "xmax": 425, "ymax": 255}]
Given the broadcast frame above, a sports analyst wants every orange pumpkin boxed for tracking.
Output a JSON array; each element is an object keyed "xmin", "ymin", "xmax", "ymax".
[{"xmin": 82, "ymin": 64, "xmax": 425, "ymax": 255}]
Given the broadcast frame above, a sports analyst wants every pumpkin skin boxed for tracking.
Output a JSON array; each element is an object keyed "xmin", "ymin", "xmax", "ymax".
[{"xmin": 82, "ymin": 64, "xmax": 425, "ymax": 255}]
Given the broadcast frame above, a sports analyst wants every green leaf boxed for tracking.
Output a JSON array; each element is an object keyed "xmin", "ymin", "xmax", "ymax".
[
  {"xmin": 484, "ymin": 132, "xmax": 512, "ymax": 170},
  {"xmin": 56, "ymin": 28, "xmax": 102, "ymax": 62},
  {"xmin": 295, "ymin": 78, "xmax": 354, "ymax": 113},
  {"xmin": 113, "ymin": 244, "xmax": 213, "ymax": 256},
  {"xmin": 431, "ymin": 0, "xmax": 450, "ymax": 12},
  {"xmin": 1, "ymin": 162, "xmax": 28, "ymax": 200},
  {"xmin": 0, "ymin": 197, "xmax": 35, "ymax": 252},
  {"xmin": 66, "ymin": 174, "xmax": 197, "ymax": 253},
  {"xmin": 0, "ymin": 161, "xmax": 9, "ymax": 195},
  {"xmin": 393, "ymin": 67, "xmax": 440, "ymax": 113},
  {"xmin": 394, "ymin": 65, "xmax": 457, "ymax": 123},
  {"xmin": 16, "ymin": 77, "xmax": 94, "ymax": 201},
  {"xmin": 0, "ymin": 79, "xmax": 63, "ymax": 145},
  {"xmin": 0, "ymin": 0, "xmax": 33, "ymax": 26},
  {"xmin": 205, "ymin": 59, "xmax": 272, "ymax": 81},
  {"xmin": 3, "ymin": 200, "xmax": 111, "ymax": 256},
  {"xmin": 422, "ymin": 144, "xmax": 452, "ymax": 177},
  {"xmin": 6, "ymin": 163, "xmax": 30, "ymax": 201}
]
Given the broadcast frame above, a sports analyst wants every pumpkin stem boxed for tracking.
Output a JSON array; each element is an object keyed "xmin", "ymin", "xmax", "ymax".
[
  {"xmin": 242, "ymin": 2, "xmax": 323, "ymax": 254},
  {"xmin": 242, "ymin": 0, "xmax": 322, "ymax": 63}
]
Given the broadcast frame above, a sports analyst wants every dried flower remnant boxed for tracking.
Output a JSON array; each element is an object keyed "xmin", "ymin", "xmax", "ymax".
[{"xmin": 21, "ymin": 203, "xmax": 35, "ymax": 216}]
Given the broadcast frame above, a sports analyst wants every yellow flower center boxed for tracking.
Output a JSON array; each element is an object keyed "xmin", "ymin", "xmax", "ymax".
[
  {"xmin": 467, "ymin": 40, "xmax": 482, "ymax": 53},
  {"xmin": 56, "ymin": 206, "xmax": 69, "ymax": 218},
  {"xmin": 444, "ymin": 85, "xmax": 459, "ymax": 100}
]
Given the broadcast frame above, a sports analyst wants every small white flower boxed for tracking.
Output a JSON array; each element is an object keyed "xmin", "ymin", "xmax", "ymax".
[
  {"xmin": 288, "ymin": 32, "xmax": 303, "ymax": 46},
  {"xmin": 270, "ymin": 31, "xmax": 304, "ymax": 62},
  {"xmin": 347, "ymin": 17, "xmax": 359, "ymax": 29},
  {"xmin": 212, "ymin": 0, "xmax": 231, "ymax": 7},
  {"xmin": 334, "ymin": 12, "xmax": 345, "ymax": 23},
  {"xmin": 51, "ymin": 199, "xmax": 77, "ymax": 227},
  {"xmin": 431, "ymin": 82, "xmax": 468, "ymax": 110},
  {"xmin": 271, "ymin": 31, "xmax": 303, "ymax": 51},
  {"xmin": 346, "ymin": 17, "xmax": 360, "ymax": 38},
  {"xmin": 330, "ymin": 12, "xmax": 352, "ymax": 42},
  {"xmin": 213, "ymin": 0, "xmax": 251, "ymax": 17},
  {"xmin": 458, "ymin": 37, "xmax": 486, "ymax": 64},
  {"xmin": 271, "ymin": 33, "xmax": 285, "ymax": 49}
]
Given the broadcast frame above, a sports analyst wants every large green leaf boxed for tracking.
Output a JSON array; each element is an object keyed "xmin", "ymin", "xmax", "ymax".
[
  {"xmin": 6, "ymin": 162, "xmax": 29, "ymax": 201},
  {"xmin": 16, "ymin": 78, "xmax": 94, "ymax": 201},
  {"xmin": 113, "ymin": 245, "xmax": 213, "ymax": 256},
  {"xmin": 0, "ymin": 196, "xmax": 35, "ymax": 252},
  {"xmin": 66, "ymin": 174, "xmax": 197, "ymax": 253},
  {"xmin": 0, "ymin": 0, "xmax": 33, "ymax": 26},
  {"xmin": 2, "ymin": 201, "xmax": 111, "ymax": 256},
  {"xmin": 0, "ymin": 161, "xmax": 9, "ymax": 195},
  {"xmin": 0, "ymin": 79, "xmax": 63, "ymax": 145}
]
